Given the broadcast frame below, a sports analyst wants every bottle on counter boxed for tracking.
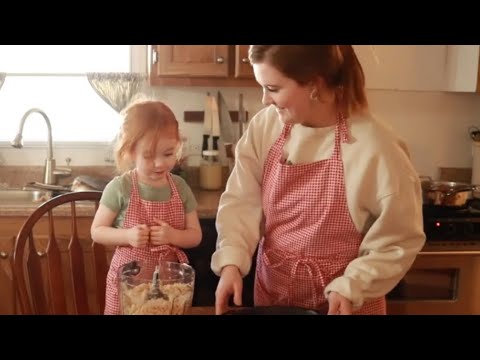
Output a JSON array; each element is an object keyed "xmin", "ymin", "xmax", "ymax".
[{"xmin": 199, "ymin": 150, "xmax": 222, "ymax": 190}]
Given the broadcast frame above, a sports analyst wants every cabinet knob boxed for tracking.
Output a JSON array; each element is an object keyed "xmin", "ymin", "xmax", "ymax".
[
  {"xmin": 216, "ymin": 57, "xmax": 225, "ymax": 64},
  {"xmin": 0, "ymin": 251, "xmax": 8, "ymax": 259},
  {"xmin": 241, "ymin": 57, "xmax": 249, "ymax": 64}
]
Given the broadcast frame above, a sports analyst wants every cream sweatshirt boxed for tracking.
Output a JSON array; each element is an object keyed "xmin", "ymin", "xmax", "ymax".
[{"xmin": 211, "ymin": 105, "xmax": 426, "ymax": 309}]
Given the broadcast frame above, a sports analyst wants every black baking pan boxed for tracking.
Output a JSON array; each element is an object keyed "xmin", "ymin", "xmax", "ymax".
[{"xmin": 224, "ymin": 306, "xmax": 325, "ymax": 315}]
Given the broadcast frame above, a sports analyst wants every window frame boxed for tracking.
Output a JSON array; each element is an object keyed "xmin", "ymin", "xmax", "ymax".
[{"xmin": 0, "ymin": 45, "xmax": 148, "ymax": 150}]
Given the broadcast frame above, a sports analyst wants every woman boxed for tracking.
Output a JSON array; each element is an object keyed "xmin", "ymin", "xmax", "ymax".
[{"xmin": 211, "ymin": 45, "xmax": 425, "ymax": 315}]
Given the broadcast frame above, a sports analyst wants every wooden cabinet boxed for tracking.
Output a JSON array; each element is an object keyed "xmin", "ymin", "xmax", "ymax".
[
  {"xmin": 234, "ymin": 45, "xmax": 253, "ymax": 79},
  {"xmin": 0, "ymin": 216, "xmax": 33, "ymax": 314},
  {"xmin": 354, "ymin": 45, "xmax": 448, "ymax": 91},
  {"xmin": 0, "ymin": 214, "xmax": 113, "ymax": 314},
  {"xmin": 184, "ymin": 218, "xmax": 218, "ymax": 306},
  {"xmin": 444, "ymin": 45, "xmax": 480, "ymax": 92},
  {"xmin": 150, "ymin": 45, "xmax": 257, "ymax": 87},
  {"xmin": 354, "ymin": 45, "xmax": 480, "ymax": 93},
  {"xmin": 184, "ymin": 218, "xmax": 255, "ymax": 307},
  {"xmin": 0, "ymin": 234, "xmax": 17, "ymax": 314},
  {"xmin": 150, "ymin": 45, "xmax": 480, "ymax": 92}
]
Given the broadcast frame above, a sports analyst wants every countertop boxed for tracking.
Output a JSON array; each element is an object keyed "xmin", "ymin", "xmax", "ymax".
[
  {"xmin": 188, "ymin": 306, "xmax": 216, "ymax": 315},
  {"xmin": 188, "ymin": 307, "xmax": 251, "ymax": 315},
  {"xmin": 0, "ymin": 188, "xmax": 223, "ymax": 219},
  {"xmin": 3, "ymin": 188, "xmax": 480, "ymax": 254}
]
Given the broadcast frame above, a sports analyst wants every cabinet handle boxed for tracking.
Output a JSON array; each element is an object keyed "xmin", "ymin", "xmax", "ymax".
[
  {"xmin": 0, "ymin": 251, "xmax": 8, "ymax": 259},
  {"xmin": 216, "ymin": 57, "xmax": 225, "ymax": 64},
  {"xmin": 37, "ymin": 251, "xmax": 46, "ymax": 257},
  {"xmin": 241, "ymin": 57, "xmax": 249, "ymax": 64}
]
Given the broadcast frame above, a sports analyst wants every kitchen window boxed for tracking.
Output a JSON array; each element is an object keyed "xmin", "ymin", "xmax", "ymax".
[{"xmin": 0, "ymin": 45, "xmax": 147, "ymax": 144}]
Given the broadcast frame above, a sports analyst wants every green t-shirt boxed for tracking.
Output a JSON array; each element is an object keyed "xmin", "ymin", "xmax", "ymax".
[{"xmin": 100, "ymin": 172, "xmax": 198, "ymax": 228}]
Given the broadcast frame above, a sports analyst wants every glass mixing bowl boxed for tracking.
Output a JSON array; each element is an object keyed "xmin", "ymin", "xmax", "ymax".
[{"xmin": 119, "ymin": 260, "xmax": 195, "ymax": 315}]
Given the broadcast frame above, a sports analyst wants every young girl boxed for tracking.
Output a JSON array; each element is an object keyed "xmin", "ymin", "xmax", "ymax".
[{"xmin": 91, "ymin": 100, "xmax": 202, "ymax": 315}]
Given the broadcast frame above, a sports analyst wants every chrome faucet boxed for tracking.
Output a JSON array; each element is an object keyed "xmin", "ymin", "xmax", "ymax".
[{"xmin": 11, "ymin": 108, "xmax": 71, "ymax": 185}]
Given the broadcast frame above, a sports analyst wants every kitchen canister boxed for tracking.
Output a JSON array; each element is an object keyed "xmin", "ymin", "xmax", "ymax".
[
  {"xmin": 472, "ymin": 142, "xmax": 480, "ymax": 185},
  {"xmin": 199, "ymin": 150, "xmax": 223, "ymax": 190}
]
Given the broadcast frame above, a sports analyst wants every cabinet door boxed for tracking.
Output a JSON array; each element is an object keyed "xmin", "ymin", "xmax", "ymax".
[
  {"xmin": 184, "ymin": 219, "xmax": 218, "ymax": 306},
  {"xmin": 0, "ymin": 235, "xmax": 17, "ymax": 314},
  {"xmin": 444, "ymin": 45, "xmax": 480, "ymax": 92},
  {"xmin": 183, "ymin": 218, "xmax": 256, "ymax": 307},
  {"xmin": 152, "ymin": 45, "xmax": 229, "ymax": 78},
  {"xmin": 150, "ymin": 45, "xmax": 258, "ymax": 87},
  {"xmin": 354, "ymin": 45, "xmax": 448, "ymax": 91},
  {"xmin": 234, "ymin": 45, "xmax": 254, "ymax": 79}
]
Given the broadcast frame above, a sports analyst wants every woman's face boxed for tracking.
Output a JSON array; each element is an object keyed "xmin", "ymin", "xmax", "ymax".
[
  {"xmin": 133, "ymin": 132, "xmax": 179, "ymax": 186},
  {"xmin": 253, "ymin": 62, "xmax": 316, "ymax": 126}
]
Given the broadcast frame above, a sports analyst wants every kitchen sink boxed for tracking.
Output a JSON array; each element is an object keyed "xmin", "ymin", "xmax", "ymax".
[{"xmin": 0, "ymin": 189, "xmax": 51, "ymax": 205}]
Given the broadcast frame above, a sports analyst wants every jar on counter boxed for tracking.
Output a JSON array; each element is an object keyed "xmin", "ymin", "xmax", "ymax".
[{"xmin": 199, "ymin": 150, "xmax": 222, "ymax": 190}]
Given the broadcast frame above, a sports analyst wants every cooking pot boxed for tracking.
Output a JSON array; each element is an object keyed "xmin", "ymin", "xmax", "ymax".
[{"xmin": 420, "ymin": 177, "xmax": 479, "ymax": 207}]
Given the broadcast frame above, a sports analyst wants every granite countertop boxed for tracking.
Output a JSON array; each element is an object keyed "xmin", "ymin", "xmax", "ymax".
[
  {"xmin": 0, "ymin": 165, "xmax": 225, "ymax": 219},
  {"xmin": 0, "ymin": 188, "xmax": 223, "ymax": 219},
  {"xmin": 4, "ymin": 186, "xmax": 480, "ymax": 256}
]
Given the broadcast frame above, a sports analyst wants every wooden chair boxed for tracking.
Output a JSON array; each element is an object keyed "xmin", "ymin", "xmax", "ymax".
[{"xmin": 13, "ymin": 191, "xmax": 112, "ymax": 315}]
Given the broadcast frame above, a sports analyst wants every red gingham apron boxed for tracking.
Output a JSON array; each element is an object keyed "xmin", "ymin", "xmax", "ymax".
[
  {"xmin": 104, "ymin": 170, "xmax": 188, "ymax": 315},
  {"xmin": 255, "ymin": 114, "xmax": 386, "ymax": 315}
]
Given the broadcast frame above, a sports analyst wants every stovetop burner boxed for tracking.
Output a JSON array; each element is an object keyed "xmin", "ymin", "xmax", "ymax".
[{"xmin": 423, "ymin": 200, "xmax": 480, "ymax": 244}]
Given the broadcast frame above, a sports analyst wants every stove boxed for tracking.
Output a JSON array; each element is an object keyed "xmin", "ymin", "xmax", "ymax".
[{"xmin": 422, "ymin": 202, "xmax": 480, "ymax": 251}]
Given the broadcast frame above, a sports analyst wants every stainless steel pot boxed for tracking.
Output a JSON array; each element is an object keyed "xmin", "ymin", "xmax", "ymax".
[{"xmin": 420, "ymin": 177, "xmax": 479, "ymax": 207}]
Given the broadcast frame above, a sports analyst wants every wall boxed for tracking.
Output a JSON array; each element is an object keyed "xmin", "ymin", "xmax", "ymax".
[
  {"xmin": 1, "ymin": 86, "xmax": 480, "ymax": 179},
  {"xmin": 367, "ymin": 90, "xmax": 480, "ymax": 177}
]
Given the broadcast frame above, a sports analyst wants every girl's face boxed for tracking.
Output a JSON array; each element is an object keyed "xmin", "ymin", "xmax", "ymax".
[{"xmin": 133, "ymin": 132, "xmax": 179, "ymax": 186}]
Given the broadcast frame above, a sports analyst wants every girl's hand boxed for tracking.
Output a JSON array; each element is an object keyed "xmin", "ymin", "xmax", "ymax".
[
  {"xmin": 150, "ymin": 219, "xmax": 174, "ymax": 246},
  {"xmin": 327, "ymin": 291, "xmax": 353, "ymax": 315},
  {"xmin": 127, "ymin": 224, "xmax": 150, "ymax": 248}
]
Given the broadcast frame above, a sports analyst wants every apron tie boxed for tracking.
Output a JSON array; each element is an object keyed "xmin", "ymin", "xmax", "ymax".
[
  {"xmin": 262, "ymin": 244, "xmax": 329, "ymax": 307},
  {"xmin": 289, "ymin": 258, "xmax": 326, "ymax": 307}
]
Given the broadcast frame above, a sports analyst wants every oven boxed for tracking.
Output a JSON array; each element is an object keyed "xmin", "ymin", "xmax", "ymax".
[
  {"xmin": 387, "ymin": 250, "xmax": 480, "ymax": 315},
  {"xmin": 386, "ymin": 205, "xmax": 480, "ymax": 315}
]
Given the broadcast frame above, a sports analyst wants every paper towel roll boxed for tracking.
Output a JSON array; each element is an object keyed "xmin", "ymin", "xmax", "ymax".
[{"xmin": 472, "ymin": 142, "xmax": 480, "ymax": 185}]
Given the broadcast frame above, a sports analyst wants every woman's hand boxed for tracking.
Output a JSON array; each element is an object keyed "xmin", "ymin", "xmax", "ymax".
[
  {"xmin": 150, "ymin": 219, "xmax": 174, "ymax": 246},
  {"xmin": 327, "ymin": 291, "xmax": 353, "ymax": 315},
  {"xmin": 127, "ymin": 224, "xmax": 150, "ymax": 248},
  {"xmin": 215, "ymin": 265, "xmax": 243, "ymax": 315}
]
